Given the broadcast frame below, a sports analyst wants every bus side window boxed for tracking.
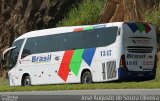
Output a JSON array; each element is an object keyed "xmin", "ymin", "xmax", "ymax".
[
  {"xmin": 21, "ymin": 38, "xmax": 36, "ymax": 59},
  {"xmin": 21, "ymin": 49, "xmax": 31, "ymax": 59}
]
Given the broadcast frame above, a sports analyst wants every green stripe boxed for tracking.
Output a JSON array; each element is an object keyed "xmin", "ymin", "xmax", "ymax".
[
  {"xmin": 84, "ymin": 26, "xmax": 94, "ymax": 31},
  {"xmin": 69, "ymin": 49, "xmax": 84, "ymax": 76},
  {"xmin": 136, "ymin": 23, "xmax": 145, "ymax": 32}
]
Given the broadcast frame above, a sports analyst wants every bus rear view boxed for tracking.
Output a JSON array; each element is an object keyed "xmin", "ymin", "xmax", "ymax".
[{"xmin": 119, "ymin": 22, "xmax": 157, "ymax": 80}]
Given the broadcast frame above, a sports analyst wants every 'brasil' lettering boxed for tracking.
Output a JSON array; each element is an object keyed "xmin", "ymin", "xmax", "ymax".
[{"xmin": 32, "ymin": 55, "xmax": 51, "ymax": 63}]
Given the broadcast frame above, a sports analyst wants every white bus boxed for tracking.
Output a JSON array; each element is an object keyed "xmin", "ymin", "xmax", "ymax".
[{"xmin": 3, "ymin": 22, "xmax": 157, "ymax": 86}]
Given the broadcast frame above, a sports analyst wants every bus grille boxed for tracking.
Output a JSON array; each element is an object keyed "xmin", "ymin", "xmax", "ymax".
[
  {"xmin": 127, "ymin": 46, "xmax": 153, "ymax": 53},
  {"xmin": 102, "ymin": 61, "xmax": 116, "ymax": 80}
]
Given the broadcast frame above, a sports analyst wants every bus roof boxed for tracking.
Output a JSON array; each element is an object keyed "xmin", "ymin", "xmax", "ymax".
[{"xmin": 14, "ymin": 22, "xmax": 125, "ymax": 42}]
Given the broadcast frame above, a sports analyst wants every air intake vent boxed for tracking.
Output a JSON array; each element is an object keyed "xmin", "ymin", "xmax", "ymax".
[
  {"xmin": 127, "ymin": 46, "xmax": 153, "ymax": 53},
  {"xmin": 102, "ymin": 61, "xmax": 116, "ymax": 80}
]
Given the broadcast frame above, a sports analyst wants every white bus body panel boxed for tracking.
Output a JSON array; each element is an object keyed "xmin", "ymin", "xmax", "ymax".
[
  {"xmin": 9, "ymin": 43, "xmax": 118, "ymax": 85},
  {"xmin": 7, "ymin": 22, "xmax": 157, "ymax": 86},
  {"xmin": 123, "ymin": 23, "xmax": 157, "ymax": 71}
]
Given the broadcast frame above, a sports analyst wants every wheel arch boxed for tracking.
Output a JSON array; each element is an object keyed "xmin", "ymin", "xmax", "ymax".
[
  {"xmin": 21, "ymin": 73, "xmax": 30, "ymax": 86},
  {"xmin": 80, "ymin": 69, "xmax": 92, "ymax": 83}
]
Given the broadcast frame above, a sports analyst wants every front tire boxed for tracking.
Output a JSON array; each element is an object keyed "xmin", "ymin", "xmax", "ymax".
[
  {"xmin": 81, "ymin": 71, "xmax": 92, "ymax": 84},
  {"xmin": 22, "ymin": 76, "xmax": 31, "ymax": 86}
]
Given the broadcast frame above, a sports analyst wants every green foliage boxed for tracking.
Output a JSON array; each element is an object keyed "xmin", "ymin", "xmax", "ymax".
[
  {"xmin": 58, "ymin": 0, "xmax": 106, "ymax": 26},
  {"xmin": 152, "ymin": 0, "xmax": 160, "ymax": 6},
  {"xmin": 145, "ymin": 3, "xmax": 160, "ymax": 48},
  {"xmin": 145, "ymin": 5, "xmax": 160, "ymax": 34},
  {"xmin": 0, "ymin": 78, "xmax": 8, "ymax": 86}
]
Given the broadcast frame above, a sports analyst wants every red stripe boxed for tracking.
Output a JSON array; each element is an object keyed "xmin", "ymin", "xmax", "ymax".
[
  {"xmin": 73, "ymin": 28, "xmax": 83, "ymax": 32},
  {"xmin": 144, "ymin": 24, "xmax": 151, "ymax": 33},
  {"xmin": 58, "ymin": 50, "xmax": 74, "ymax": 82}
]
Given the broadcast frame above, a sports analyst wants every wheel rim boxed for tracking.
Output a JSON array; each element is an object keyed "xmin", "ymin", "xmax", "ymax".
[
  {"xmin": 24, "ymin": 78, "xmax": 31, "ymax": 86},
  {"xmin": 84, "ymin": 74, "xmax": 91, "ymax": 84}
]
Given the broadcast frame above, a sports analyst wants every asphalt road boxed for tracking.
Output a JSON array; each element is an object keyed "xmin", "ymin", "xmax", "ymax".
[{"xmin": 0, "ymin": 89, "xmax": 160, "ymax": 101}]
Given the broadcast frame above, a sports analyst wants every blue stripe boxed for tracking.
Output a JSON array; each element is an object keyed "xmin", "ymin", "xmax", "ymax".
[
  {"xmin": 82, "ymin": 48, "xmax": 96, "ymax": 66},
  {"xmin": 127, "ymin": 23, "xmax": 138, "ymax": 33}
]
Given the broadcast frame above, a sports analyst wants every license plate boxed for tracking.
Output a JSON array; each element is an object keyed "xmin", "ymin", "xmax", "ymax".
[{"xmin": 137, "ymin": 74, "xmax": 144, "ymax": 76}]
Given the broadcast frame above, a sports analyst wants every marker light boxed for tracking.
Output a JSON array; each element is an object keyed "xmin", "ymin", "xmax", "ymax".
[
  {"xmin": 93, "ymin": 25, "xmax": 106, "ymax": 29},
  {"xmin": 73, "ymin": 25, "xmax": 105, "ymax": 32}
]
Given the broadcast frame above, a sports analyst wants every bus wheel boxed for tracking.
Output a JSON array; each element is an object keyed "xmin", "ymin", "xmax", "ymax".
[
  {"xmin": 23, "ymin": 76, "xmax": 31, "ymax": 86},
  {"xmin": 81, "ymin": 71, "xmax": 92, "ymax": 84}
]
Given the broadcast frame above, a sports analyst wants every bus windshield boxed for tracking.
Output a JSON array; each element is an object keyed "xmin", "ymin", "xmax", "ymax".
[{"xmin": 9, "ymin": 39, "xmax": 24, "ymax": 70}]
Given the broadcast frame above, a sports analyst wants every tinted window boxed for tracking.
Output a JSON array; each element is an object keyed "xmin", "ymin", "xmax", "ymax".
[
  {"xmin": 68, "ymin": 27, "xmax": 118, "ymax": 49},
  {"xmin": 9, "ymin": 39, "xmax": 24, "ymax": 69},
  {"xmin": 22, "ymin": 27, "xmax": 117, "ymax": 57},
  {"xmin": 21, "ymin": 38, "xmax": 37, "ymax": 58},
  {"xmin": 22, "ymin": 34, "xmax": 67, "ymax": 58},
  {"xmin": 36, "ymin": 34, "xmax": 67, "ymax": 52}
]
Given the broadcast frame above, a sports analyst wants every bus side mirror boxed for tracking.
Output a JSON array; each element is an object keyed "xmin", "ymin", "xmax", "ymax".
[
  {"xmin": 0, "ymin": 54, "xmax": 7, "ymax": 69},
  {"xmin": 2, "ymin": 46, "xmax": 16, "ymax": 60}
]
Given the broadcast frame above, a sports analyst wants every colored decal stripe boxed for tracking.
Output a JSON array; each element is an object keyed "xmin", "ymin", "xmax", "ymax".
[
  {"xmin": 58, "ymin": 50, "xmax": 74, "ymax": 82},
  {"xmin": 82, "ymin": 48, "xmax": 96, "ymax": 66},
  {"xmin": 144, "ymin": 24, "xmax": 151, "ymax": 33},
  {"xmin": 127, "ymin": 23, "xmax": 151, "ymax": 33},
  {"xmin": 84, "ymin": 26, "xmax": 94, "ymax": 31},
  {"xmin": 127, "ymin": 23, "xmax": 138, "ymax": 33},
  {"xmin": 136, "ymin": 23, "xmax": 145, "ymax": 32},
  {"xmin": 73, "ymin": 28, "xmax": 83, "ymax": 32},
  {"xmin": 69, "ymin": 49, "xmax": 84, "ymax": 76}
]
